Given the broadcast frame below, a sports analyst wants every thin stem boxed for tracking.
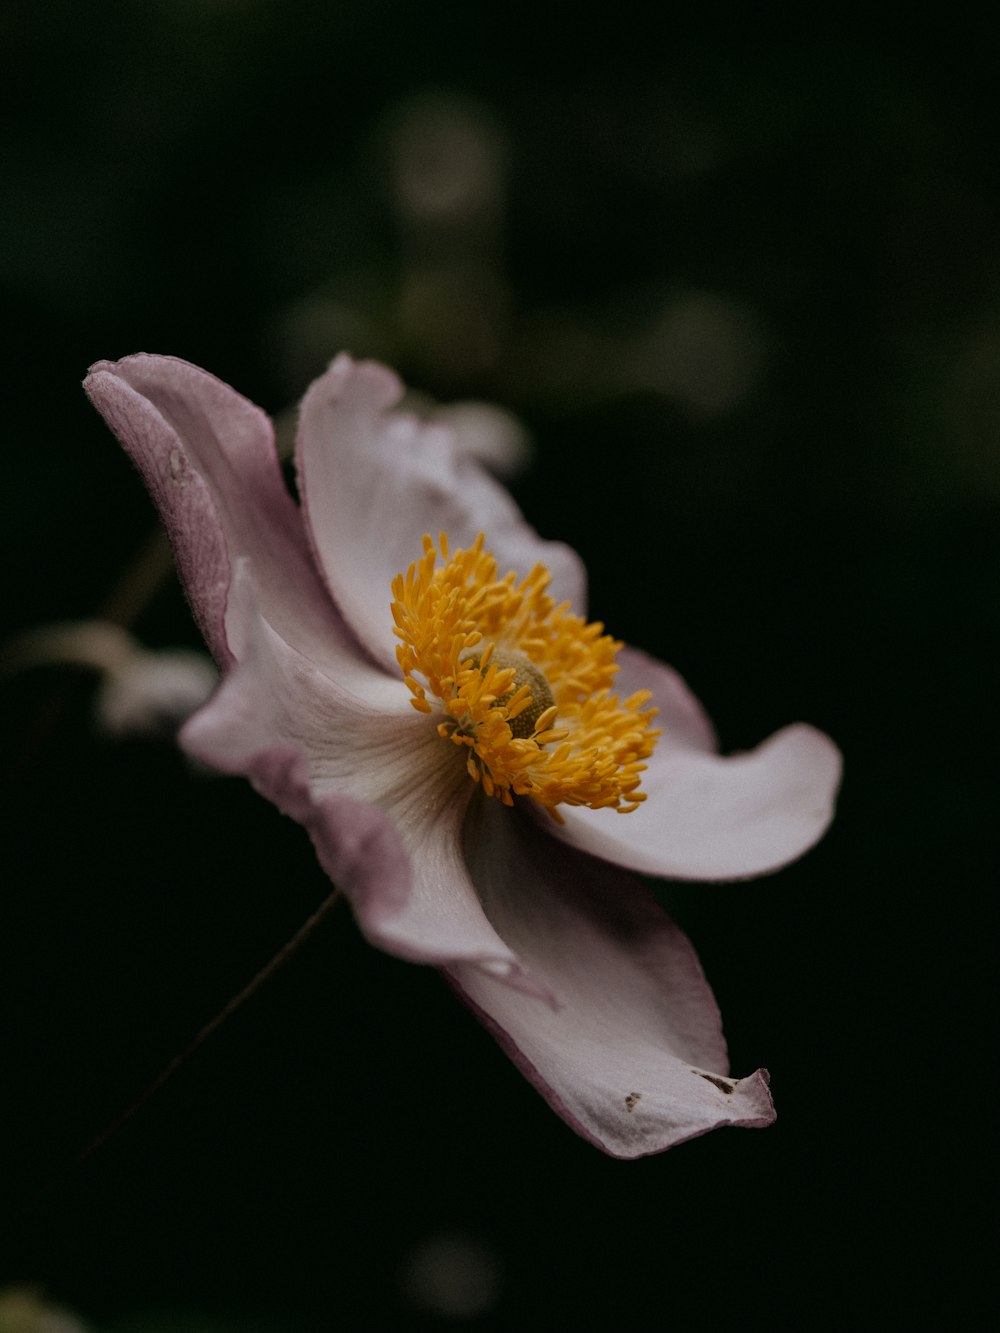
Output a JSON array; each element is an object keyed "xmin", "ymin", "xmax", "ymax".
[
  {"xmin": 98, "ymin": 527, "xmax": 173, "ymax": 626},
  {"xmin": 75, "ymin": 886, "xmax": 343, "ymax": 1166}
]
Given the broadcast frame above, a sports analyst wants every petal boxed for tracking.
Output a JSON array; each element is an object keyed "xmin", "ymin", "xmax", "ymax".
[
  {"xmin": 447, "ymin": 797, "xmax": 775, "ymax": 1158},
  {"xmin": 181, "ymin": 565, "xmax": 555, "ymax": 1000},
  {"xmin": 84, "ymin": 355, "xmax": 342, "ymax": 668},
  {"xmin": 553, "ymin": 647, "xmax": 843, "ymax": 880},
  {"xmin": 294, "ymin": 355, "xmax": 587, "ymax": 671},
  {"xmin": 430, "ymin": 399, "xmax": 531, "ymax": 477}
]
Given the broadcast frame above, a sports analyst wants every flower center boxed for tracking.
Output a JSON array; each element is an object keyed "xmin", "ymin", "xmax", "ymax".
[
  {"xmin": 391, "ymin": 533, "xmax": 660, "ymax": 819},
  {"xmin": 460, "ymin": 647, "xmax": 555, "ymax": 740}
]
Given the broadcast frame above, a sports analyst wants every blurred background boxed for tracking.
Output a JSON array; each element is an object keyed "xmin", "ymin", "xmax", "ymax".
[{"xmin": 1, "ymin": 2, "xmax": 995, "ymax": 1329}]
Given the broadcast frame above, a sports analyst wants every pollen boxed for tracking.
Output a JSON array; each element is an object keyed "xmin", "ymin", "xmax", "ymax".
[{"xmin": 391, "ymin": 533, "xmax": 660, "ymax": 820}]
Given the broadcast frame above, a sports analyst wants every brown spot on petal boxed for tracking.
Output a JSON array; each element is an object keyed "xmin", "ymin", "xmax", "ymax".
[
  {"xmin": 624, "ymin": 1092, "xmax": 641, "ymax": 1112},
  {"xmin": 696, "ymin": 1072, "xmax": 735, "ymax": 1095},
  {"xmin": 168, "ymin": 448, "xmax": 190, "ymax": 488}
]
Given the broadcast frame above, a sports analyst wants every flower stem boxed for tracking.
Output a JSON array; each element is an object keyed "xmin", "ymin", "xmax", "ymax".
[{"xmin": 75, "ymin": 885, "xmax": 343, "ymax": 1167}]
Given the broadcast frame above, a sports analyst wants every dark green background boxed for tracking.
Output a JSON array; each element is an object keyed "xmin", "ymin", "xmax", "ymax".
[{"xmin": 2, "ymin": 3, "xmax": 994, "ymax": 1328}]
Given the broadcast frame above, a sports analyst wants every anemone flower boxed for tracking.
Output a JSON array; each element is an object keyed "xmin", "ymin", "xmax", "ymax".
[{"xmin": 84, "ymin": 354, "xmax": 841, "ymax": 1159}]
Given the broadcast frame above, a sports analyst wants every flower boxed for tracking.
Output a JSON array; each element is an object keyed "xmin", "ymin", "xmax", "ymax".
[
  {"xmin": 1, "ymin": 620, "xmax": 216, "ymax": 739},
  {"xmin": 84, "ymin": 353, "xmax": 841, "ymax": 1159}
]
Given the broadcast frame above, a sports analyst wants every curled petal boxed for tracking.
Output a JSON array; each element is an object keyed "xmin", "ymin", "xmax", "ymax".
[
  {"xmin": 181, "ymin": 566, "xmax": 554, "ymax": 999},
  {"xmin": 84, "ymin": 355, "xmax": 343, "ymax": 668},
  {"xmin": 448, "ymin": 797, "xmax": 775, "ymax": 1158},
  {"xmin": 554, "ymin": 647, "xmax": 842, "ymax": 880},
  {"xmin": 295, "ymin": 354, "xmax": 587, "ymax": 671}
]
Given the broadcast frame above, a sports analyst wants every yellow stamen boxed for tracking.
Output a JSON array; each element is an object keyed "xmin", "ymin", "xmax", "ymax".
[{"xmin": 391, "ymin": 533, "xmax": 660, "ymax": 817}]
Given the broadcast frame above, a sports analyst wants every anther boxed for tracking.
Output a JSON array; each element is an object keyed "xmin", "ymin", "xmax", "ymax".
[
  {"xmin": 392, "ymin": 532, "xmax": 659, "ymax": 814},
  {"xmin": 462, "ymin": 646, "xmax": 555, "ymax": 740}
]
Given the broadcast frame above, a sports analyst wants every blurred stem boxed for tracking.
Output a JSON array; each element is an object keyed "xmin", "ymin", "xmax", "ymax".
[{"xmin": 98, "ymin": 526, "xmax": 173, "ymax": 625}]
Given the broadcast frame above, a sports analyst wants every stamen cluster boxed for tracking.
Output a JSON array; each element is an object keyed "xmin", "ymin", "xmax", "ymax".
[{"xmin": 391, "ymin": 533, "xmax": 659, "ymax": 819}]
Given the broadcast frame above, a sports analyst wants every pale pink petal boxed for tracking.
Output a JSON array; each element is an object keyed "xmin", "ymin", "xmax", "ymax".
[
  {"xmin": 448, "ymin": 797, "xmax": 775, "ymax": 1158},
  {"xmin": 553, "ymin": 646, "xmax": 842, "ymax": 880},
  {"xmin": 181, "ymin": 566, "xmax": 554, "ymax": 1000},
  {"xmin": 84, "ymin": 355, "xmax": 344, "ymax": 668},
  {"xmin": 294, "ymin": 355, "xmax": 587, "ymax": 671}
]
